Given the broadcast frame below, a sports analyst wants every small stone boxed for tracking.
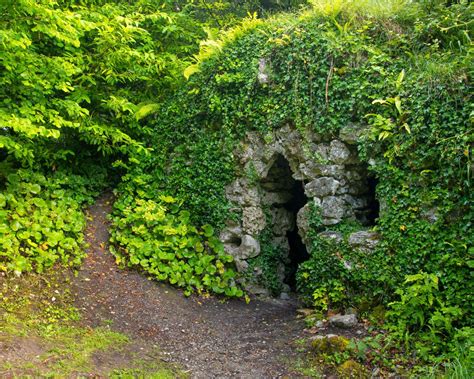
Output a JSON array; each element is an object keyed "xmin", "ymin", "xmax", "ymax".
[
  {"xmin": 279, "ymin": 292, "xmax": 290, "ymax": 300},
  {"xmin": 257, "ymin": 58, "xmax": 270, "ymax": 84},
  {"xmin": 337, "ymin": 360, "xmax": 369, "ymax": 378},
  {"xmin": 296, "ymin": 308, "xmax": 314, "ymax": 317},
  {"xmin": 329, "ymin": 313, "xmax": 358, "ymax": 328},
  {"xmin": 421, "ymin": 208, "xmax": 439, "ymax": 223},
  {"xmin": 348, "ymin": 231, "xmax": 380, "ymax": 251}
]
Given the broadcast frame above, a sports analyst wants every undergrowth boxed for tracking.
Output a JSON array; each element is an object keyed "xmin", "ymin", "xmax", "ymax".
[
  {"xmin": 0, "ymin": 168, "xmax": 107, "ymax": 274},
  {"xmin": 109, "ymin": 172, "xmax": 244, "ymax": 297}
]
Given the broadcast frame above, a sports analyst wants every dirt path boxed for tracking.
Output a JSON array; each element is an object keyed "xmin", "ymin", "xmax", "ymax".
[{"xmin": 71, "ymin": 194, "xmax": 305, "ymax": 378}]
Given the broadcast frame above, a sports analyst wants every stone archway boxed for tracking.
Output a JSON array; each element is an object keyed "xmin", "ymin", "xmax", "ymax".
[{"xmin": 220, "ymin": 124, "xmax": 379, "ymax": 296}]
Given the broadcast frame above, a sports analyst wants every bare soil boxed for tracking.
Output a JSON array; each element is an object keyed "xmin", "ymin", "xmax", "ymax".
[{"xmin": 71, "ymin": 193, "xmax": 307, "ymax": 378}]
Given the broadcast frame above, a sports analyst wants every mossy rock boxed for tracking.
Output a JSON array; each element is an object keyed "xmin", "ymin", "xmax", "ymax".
[
  {"xmin": 311, "ymin": 334, "xmax": 349, "ymax": 355},
  {"xmin": 337, "ymin": 360, "xmax": 369, "ymax": 378}
]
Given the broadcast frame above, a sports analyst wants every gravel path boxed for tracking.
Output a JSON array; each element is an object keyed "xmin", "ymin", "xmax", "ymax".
[{"xmin": 72, "ymin": 194, "xmax": 305, "ymax": 378}]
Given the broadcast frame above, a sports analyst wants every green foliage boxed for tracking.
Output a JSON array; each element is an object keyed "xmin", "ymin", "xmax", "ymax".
[
  {"xmin": 247, "ymin": 225, "xmax": 287, "ymax": 296},
  {"xmin": 0, "ymin": 0, "xmax": 204, "ymax": 167},
  {"xmin": 387, "ymin": 272, "xmax": 471, "ymax": 359},
  {"xmin": 296, "ymin": 210, "xmax": 368, "ymax": 312},
  {"xmin": 179, "ymin": 0, "xmax": 308, "ymax": 28},
  {"xmin": 109, "ymin": 177, "xmax": 243, "ymax": 297},
  {"xmin": 0, "ymin": 169, "xmax": 104, "ymax": 274}
]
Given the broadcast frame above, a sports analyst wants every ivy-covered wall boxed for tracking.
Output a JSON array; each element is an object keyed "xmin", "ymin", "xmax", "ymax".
[{"xmin": 220, "ymin": 124, "xmax": 379, "ymax": 296}]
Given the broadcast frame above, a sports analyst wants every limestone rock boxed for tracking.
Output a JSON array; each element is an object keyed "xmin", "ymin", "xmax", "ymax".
[
  {"xmin": 318, "ymin": 231, "xmax": 343, "ymax": 244},
  {"xmin": 272, "ymin": 236, "xmax": 290, "ymax": 251},
  {"xmin": 219, "ymin": 222, "xmax": 242, "ymax": 245},
  {"xmin": 329, "ymin": 140, "xmax": 351, "ymax": 164},
  {"xmin": 223, "ymin": 124, "xmax": 379, "ymax": 295},
  {"xmin": 234, "ymin": 143, "xmax": 253, "ymax": 165},
  {"xmin": 234, "ymin": 258, "xmax": 249, "ymax": 272},
  {"xmin": 343, "ymin": 195, "xmax": 368, "ymax": 210},
  {"xmin": 348, "ymin": 231, "xmax": 380, "ymax": 251},
  {"xmin": 261, "ymin": 191, "xmax": 293, "ymax": 205},
  {"xmin": 339, "ymin": 123, "xmax": 366, "ymax": 145},
  {"xmin": 312, "ymin": 164, "xmax": 346, "ymax": 179},
  {"xmin": 242, "ymin": 206, "xmax": 266, "ymax": 235},
  {"xmin": 271, "ymin": 208, "xmax": 294, "ymax": 236},
  {"xmin": 225, "ymin": 178, "xmax": 259, "ymax": 206},
  {"xmin": 346, "ymin": 180, "xmax": 368, "ymax": 196},
  {"xmin": 421, "ymin": 207, "xmax": 439, "ymax": 223},
  {"xmin": 257, "ymin": 58, "xmax": 270, "ymax": 84},
  {"xmin": 237, "ymin": 235, "xmax": 261, "ymax": 259},
  {"xmin": 311, "ymin": 143, "xmax": 330, "ymax": 162},
  {"xmin": 329, "ymin": 313, "xmax": 358, "ymax": 328},
  {"xmin": 321, "ymin": 196, "xmax": 346, "ymax": 224},
  {"xmin": 305, "ymin": 177, "xmax": 340, "ymax": 197},
  {"xmin": 297, "ymin": 200, "xmax": 321, "ymax": 244}
]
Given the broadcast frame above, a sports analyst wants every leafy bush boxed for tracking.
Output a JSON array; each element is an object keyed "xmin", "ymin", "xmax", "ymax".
[
  {"xmin": 0, "ymin": 0, "xmax": 204, "ymax": 167},
  {"xmin": 387, "ymin": 272, "xmax": 471, "ymax": 359},
  {"xmin": 109, "ymin": 182, "xmax": 243, "ymax": 297},
  {"xmin": 0, "ymin": 169, "xmax": 103, "ymax": 274}
]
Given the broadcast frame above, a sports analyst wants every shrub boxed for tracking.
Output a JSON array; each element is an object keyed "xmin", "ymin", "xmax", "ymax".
[{"xmin": 109, "ymin": 189, "xmax": 243, "ymax": 297}]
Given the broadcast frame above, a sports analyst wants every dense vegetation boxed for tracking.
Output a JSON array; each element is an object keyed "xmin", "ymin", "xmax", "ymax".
[{"xmin": 1, "ymin": 0, "xmax": 472, "ymax": 374}]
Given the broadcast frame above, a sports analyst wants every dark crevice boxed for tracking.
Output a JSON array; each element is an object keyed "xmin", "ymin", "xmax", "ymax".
[
  {"xmin": 263, "ymin": 154, "xmax": 309, "ymax": 292},
  {"xmin": 365, "ymin": 176, "xmax": 380, "ymax": 226},
  {"xmin": 355, "ymin": 174, "xmax": 380, "ymax": 226},
  {"xmin": 284, "ymin": 175, "xmax": 309, "ymax": 290}
]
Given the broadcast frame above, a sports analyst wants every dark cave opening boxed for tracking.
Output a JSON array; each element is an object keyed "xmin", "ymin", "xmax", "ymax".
[
  {"xmin": 354, "ymin": 174, "xmax": 380, "ymax": 226},
  {"xmin": 366, "ymin": 176, "xmax": 380, "ymax": 225},
  {"xmin": 284, "ymin": 174, "xmax": 309, "ymax": 290},
  {"xmin": 363, "ymin": 175, "xmax": 380, "ymax": 226},
  {"xmin": 264, "ymin": 154, "xmax": 309, "ymax": 291}
]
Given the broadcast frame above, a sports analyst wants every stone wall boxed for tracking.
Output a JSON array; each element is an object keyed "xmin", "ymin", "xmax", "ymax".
[{"xmin": 220, "ymin": 124, "xmax": 378, "ymax": 295}]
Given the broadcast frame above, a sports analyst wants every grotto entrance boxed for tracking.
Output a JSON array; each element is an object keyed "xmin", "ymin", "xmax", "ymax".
[{"xmin": 261, "ymin": 154, "xmax": 309, "ymax": 291}]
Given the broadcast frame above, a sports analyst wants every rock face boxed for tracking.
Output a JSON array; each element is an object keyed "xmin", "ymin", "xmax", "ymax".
[{"xmin": 221, "ymin": 124, "xmax": 380, "ymax": 293}]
